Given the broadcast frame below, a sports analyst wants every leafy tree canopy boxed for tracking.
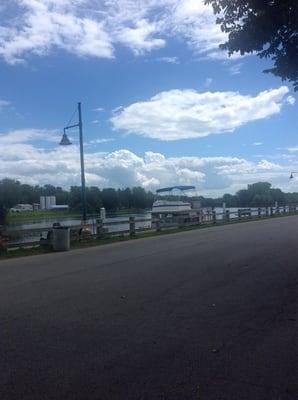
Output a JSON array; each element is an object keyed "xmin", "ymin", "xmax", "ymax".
[
  {"xmin": 1, "ymin": 179, "xmax": 298, "ymax": 212},
  {"xmin": 205, "ymin": 0, "xmax": 298, "ymax": 90}
]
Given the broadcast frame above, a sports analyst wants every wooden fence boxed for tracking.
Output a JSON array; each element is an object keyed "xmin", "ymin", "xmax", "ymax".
[{"xmin": 1, "ymin": 205, "xmax": 298, "ymax": 251}]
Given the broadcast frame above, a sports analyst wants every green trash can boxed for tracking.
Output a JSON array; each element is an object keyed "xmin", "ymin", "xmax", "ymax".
[{"xmin": 52, "ymin": 226, "xmax": 70, "ymax": 251}]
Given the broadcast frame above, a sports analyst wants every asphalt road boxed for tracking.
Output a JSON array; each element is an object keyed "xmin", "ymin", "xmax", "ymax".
[{"xmin": 0, "ymin": 216, "xmax": 297, "ymax": 400}]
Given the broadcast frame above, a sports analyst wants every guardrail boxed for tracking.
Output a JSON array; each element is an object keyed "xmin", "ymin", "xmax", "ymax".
[{"xmin": 1, "ymin": 206, "xmax": 298, "ymax": 251}]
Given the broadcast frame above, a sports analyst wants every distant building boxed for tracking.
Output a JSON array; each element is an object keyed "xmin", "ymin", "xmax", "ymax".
[
  {"xmin": 10, "ymin": 204, "xmax": 33, "ymax": 212},
  {"xmin": 40, "ymin": 196, "xmax": 68, "ymax": 211},
  {"xmin": 49, "ymin": 205, "xmax": 69, "ymax": 210}
]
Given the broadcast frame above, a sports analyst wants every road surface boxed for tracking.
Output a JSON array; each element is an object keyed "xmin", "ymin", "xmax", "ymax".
[{"xmin": 0, "ymin": 216, "xmax": 297, "ymax": 399}]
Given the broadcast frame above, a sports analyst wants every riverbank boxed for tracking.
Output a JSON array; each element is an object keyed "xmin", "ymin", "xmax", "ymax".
[
  {"xmin": 7, "ymin": 208, "xmax": 148, "ymax": 222},
  {"xmin": 8, "ymin": 210, "xmax": 80, "ymax": 222}
]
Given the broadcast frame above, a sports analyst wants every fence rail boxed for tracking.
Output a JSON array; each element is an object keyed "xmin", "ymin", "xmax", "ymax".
[{"xmin": 1, "ymin": 206, "xmax": 298, "ymax": 251}]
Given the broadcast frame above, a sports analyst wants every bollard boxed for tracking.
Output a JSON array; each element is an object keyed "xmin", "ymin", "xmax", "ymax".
[
  {"xmin": 258, "ymin": 208, "xmax": 261, "ymax": 218},
  {"xmin": 248, "ymin": 208, "xmax": 252, "ymax": 219},
  {"xmin": 265, "ymin": 207, "xmax": 269, "ymax": 216},
  {"xmin": 129, "ymin": 216, "xmax": 135, "ymax": 237},
  {"xmin": 283, "ymin": 206, "xmax": 286, "ymax": 214},
  {"xmin": 100, "ymin": 207, "xmax": 106, "ymax": 221},
  {"xmin": 52, "ymin": 227, "xmax": 70, "ymax": 251},
  {"xmin": 225, "ymin": 210, "xmax": 230, "ymax": 222},
  {"xmin": 270, "ymin": 207, "xmax": 274, "ymax": 216},
  {"xmin": 238, "ymin": 209, "xmax": 241, "ymax": 220}
]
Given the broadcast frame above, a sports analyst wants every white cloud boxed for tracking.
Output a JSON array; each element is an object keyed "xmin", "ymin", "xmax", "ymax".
[
  {"xmin": 0, "ymin": 99, "xmax": 10, "ymax": 110},
  {"xmin": 253, "ymin": 142, "xmax": 263, "ymax": 146},
  {"xmin": 257, "ymin": 159, "xmax": 282, "ymax": 170},
  {"xmin": 0, "ymin": 128, "xmax": 59, "ymax": 144},
  {"xmin": 228, "ymin": 63, "xmax": 242, "ymax": 75},
  {"xmin": 0, "ymin": 0, "xmax": 237, "ymax": 63},
  {"xmin": 89, "ymin": 138, "xmax": 115, "ymax": 144},
  {"xmin": 286, "ymin": 95, "xmax": 295, "ymax": 105},
  {"xmin": 114, "ymin": 19, "xmax": 165, "ymax": 55},
  {"xmin": 111, "ymin": 86, "xmax": 292, "ymax": 141},
  {"xmin": 0, "ymin": 129, "xmax": 297, "ymax": 195},
  {"xmin": 157, "ymin": 56, "xmax": 179, "ymax": 64},
  {"xmin": 204, "ymin": 77, "xmax": 213, "ymax": 88},
  {"xmin": 288, "ymin": 146, "xmax": 298, "ymax": 152},
  {"xmin": 0, "ymin": 0, "xmax": 114, "ymax": 64}
]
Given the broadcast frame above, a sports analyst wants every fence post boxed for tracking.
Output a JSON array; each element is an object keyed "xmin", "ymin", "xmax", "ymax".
[
  {"xmin": 270, "ymin": 207, "xmax": 274, "ymax": 216},
  {"xmin": 248, "ymin": 208, "xmax": 252, "ymax": 219},
  {"xmin": 238, "ymin": 209, "xmax": 241, "ymax": 220},
  {"xmin": 276, "ymin": 206, "xmax": 280, "ymax": 215},
  {"xmin": 283, "ymin": 206, "xmax": 286, "ymax": 214},
  {"xmin": 225, "ymin": 210, "xmax": 230, "ymax": 222},
  {"xmin": 222, "ymin": 202, "xmax": 226, "ymax": 219},
  {"xmin": 178, "ymin": 217, "xmax": 185, "ymax": 229},
  {"xmin": 155, "ymin": 216, "xmax": 161, "ymax": 232},
  {"xmin": 257, "ymin": 208, "xmax": 261, "ymax": 218},
  {"xmin": 265, "ymin": 207, "xmax": 269, "ymax": 216},
  {"xmin": 129, "ymin": 216, "xmax": 135, "ymax": 237},
  {"xmin": 212, "ymin": 210, "xmax": 217, "ymax": 224},
  {"xmin": 96, "ymin": 218, "xmax": 103, "ymax": 238}
]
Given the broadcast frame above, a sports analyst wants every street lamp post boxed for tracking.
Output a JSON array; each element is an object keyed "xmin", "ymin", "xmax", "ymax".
[
  {"xmin": 60, "ymin": 102, "xmax": 87, "ymax": 222},
  {"xmin": 289, "ymin": 171, "xmax": 298, "ymax": 179}
]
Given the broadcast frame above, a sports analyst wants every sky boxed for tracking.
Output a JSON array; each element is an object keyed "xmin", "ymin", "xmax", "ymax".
[{"xmin": 0, "ymin": 0, "xmax": 297, "ymax": 197}]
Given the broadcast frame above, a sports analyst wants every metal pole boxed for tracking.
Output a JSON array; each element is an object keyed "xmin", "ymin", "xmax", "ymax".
[{"xmin": 78, "ymin": 102, "xmax": 87, "ymax": 222}]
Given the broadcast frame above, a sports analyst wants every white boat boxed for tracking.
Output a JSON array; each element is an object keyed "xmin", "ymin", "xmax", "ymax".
[
  {"xmin": 151, "ymin": 199, "xmax": 192, "ymax": 215},
  {"xmin": 151, "ymin": 185, "xmax": 200, "ymax": 221}
]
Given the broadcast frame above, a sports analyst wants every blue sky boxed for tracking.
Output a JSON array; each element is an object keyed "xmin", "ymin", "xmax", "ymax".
[{"xmin": 0, "ymin": 0, "xmax": 297, "ymax": 196}]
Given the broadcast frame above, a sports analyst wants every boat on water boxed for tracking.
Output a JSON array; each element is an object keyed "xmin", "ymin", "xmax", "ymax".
[
  {"xmin": 152, "ymin": 199, "xmax": 193, "ymax": 214},
  {"xmin": 151, "ymin": 186, "xmax": 200, "ymax": 223}
]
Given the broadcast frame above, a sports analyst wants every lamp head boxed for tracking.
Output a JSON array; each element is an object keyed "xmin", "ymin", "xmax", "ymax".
[
  {"xmin": 60, "ymin": 132, "xmax": 72, "ymax": 146},
  {"xmin": 290, "ymin": 172, "xmax": 294, "ymax": 179}
]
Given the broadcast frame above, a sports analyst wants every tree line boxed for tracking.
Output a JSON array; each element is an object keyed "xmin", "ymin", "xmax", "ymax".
[
  {"xmin": 0, "ymin": 179, "xmax": 155, "ymax": 213},
  {"xmin": 0, "ymin": 179, "xmax": 298, "ymax": 214}
]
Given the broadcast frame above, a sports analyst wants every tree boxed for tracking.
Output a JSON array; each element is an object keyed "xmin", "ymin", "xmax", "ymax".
[
  {"xmin": 131, "ymin": 187, "xmax": 147, "ymax": 209},
  {"xmin": 86, "ymin": 187, "xmax": 102, "ymax": 213},
  {"xmin": 101, "ymin": 188, "xmax": 119, "ymax": 211},
  {"xmin": 205, "ymin": 0, "xmax": 298, "ymax": 90},
  {"xmin": 0, "ymin": 179, "xmax": 22, "ymax": 208}
]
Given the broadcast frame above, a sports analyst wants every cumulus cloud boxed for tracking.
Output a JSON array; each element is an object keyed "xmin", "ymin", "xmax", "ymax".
[
  {"xmin": 111, "ymin": 86, "xmax": 293, "ymax": 141},
  {"xmin": 0, "ymin": 128, "xmax": 59, "ymax": 145},
  {"xmin": 0, "ymin": 0, "xmax": 236, "ymax": 64},
  {"xmin": 115, "ymin": 19, "xmax": 165, "ymax": 55},
  {"xmin": 0, "ymin": 128, "xmax": 296, "ymax": 195},
  {"xmin": 0, "ymin": 0, "xmax": 114, "ymax": 64}
]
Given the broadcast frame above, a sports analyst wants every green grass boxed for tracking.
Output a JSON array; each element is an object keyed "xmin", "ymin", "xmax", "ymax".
[
  {"xmin": 7, "ymin": 208, "xmax": 148, "ymax": 222},
  {"xmin": 8, "ymin": 210, "xmax": 81, "ymax": 222},
  {"xmin": 1, "ymin": 212, "xmax": 297, "ymax": 260}
]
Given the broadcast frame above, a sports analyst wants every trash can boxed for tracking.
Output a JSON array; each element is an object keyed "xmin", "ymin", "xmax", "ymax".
[{"xmin": 52, "ymin": 226, "xmax": 70, "ymax": 251}]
